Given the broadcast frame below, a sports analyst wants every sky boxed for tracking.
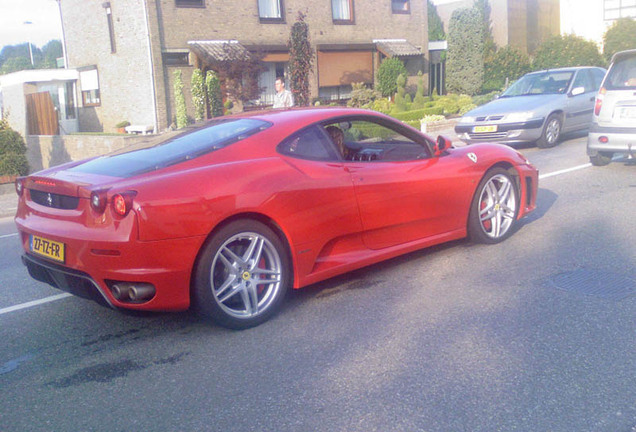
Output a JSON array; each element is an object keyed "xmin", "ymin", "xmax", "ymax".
[{"xmin": 0, "ymin": 0, "xmax": 62, "ymax": 49}]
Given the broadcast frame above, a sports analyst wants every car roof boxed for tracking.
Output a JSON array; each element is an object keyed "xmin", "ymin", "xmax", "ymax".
[
  {"xmin": 610, "ymin": 49, "xmax": 636, "ymax": 63},
  {"xmin": 526, "ymin": 66, "xmax": 603, "ymax": 75}
]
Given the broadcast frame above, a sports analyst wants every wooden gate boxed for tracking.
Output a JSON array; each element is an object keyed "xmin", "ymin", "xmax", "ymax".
[{"xmin": 26, "ymin": 92, "xmax": 59, "ymax": 135}]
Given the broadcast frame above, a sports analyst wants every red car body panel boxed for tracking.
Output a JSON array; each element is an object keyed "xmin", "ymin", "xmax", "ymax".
[{"xmin": 15, "ymin": 108, "xmax": 538, "ymax": 312}]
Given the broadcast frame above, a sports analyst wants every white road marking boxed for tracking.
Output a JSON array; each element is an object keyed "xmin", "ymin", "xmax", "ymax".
[
  {"xmin": 0, "ymin": 233, "xmax": 18, "ymax": 239},
  {"xmin": 0, "ymin": 293, "xmax": 72, "ymax": 316},
  {"xmin": 539, "ymin": 163, "xmax": 592, "ymax": 180}
]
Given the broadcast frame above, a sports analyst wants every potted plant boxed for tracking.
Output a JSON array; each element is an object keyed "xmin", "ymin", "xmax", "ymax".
[{"xmin": 115, "ymin": 121, "xmax": 130, "ymax": 133}]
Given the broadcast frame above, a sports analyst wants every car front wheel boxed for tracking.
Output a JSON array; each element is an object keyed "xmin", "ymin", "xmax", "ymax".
[
  {"xmin": 536, "ymin": 114, "xmax": 561, "ymax": 148},
  {"xmin": 193, "ymin": 220, "xmax": 290, "ymax": 329},
  {"xmin": 468, "ymin": 168, "xmax": 520, "ymax": 244}
]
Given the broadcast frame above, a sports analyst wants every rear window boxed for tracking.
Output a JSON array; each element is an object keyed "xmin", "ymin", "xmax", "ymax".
[
  {"xmin": 69, "ymin": 119, "xmax": 270, "ymax": 177},
  {"xmin": 605, "ymin": 55, "xmax": 636, "ymax": 90}
]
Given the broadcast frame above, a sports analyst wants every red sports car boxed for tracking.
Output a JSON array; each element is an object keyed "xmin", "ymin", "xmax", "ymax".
[{"xmin": 15, "ymin": 108, "xmax": 538, "ymax": 329}]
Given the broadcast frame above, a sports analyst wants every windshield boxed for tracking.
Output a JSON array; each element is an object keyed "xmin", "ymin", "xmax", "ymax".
[
  {"xmin": 605, "ymin": 55, "xmax": 636, "ymax": 90},
  {"xmin": 502, "ymin": 71, "xmax": 574, "ymax": 97},
  {"xmin": 69, "ymin": 118, "xmax": 271, "ymax": 177}
]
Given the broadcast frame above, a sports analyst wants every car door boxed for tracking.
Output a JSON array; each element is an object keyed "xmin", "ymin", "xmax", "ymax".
[
  {"xmin": 565, "ymin": 69, "xmax": 597, "ymax": 131},
  {"xmin": 275, "ymin": 125, "xmax": 362, "ymax": 250},
  {"xmin": 339, "ymin": 119, "xmax": 471, "ymax": 250}
]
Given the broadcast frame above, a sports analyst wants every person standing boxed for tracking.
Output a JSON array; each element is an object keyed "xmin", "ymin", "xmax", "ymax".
[{"xmin": 272, "ymin": 77, "xmax": 294, "ymax": 109}]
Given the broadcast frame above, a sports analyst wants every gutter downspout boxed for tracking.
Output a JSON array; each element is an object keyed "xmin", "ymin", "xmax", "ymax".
[{"xmin": 141, "ymin": 0, "xmax": 158, "ymax": 134}]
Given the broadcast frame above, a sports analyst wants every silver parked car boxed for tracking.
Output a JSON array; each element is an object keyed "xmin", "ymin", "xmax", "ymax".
[
  {"xmin": 455, "ymin": 67, "xmax": 606, "ymax": 148},
  {"xmin": 587, "ymin": 49, "xmax": 636, "ymax": 166}
]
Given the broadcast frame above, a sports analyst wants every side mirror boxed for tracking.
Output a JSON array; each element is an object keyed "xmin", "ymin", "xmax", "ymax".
[
  {"xmin": 570, "ymin": 86, "xmax": 585, "ymax": 96},
  {"xmin": 434, "ymin": 135, "xmax": 452, "ymax": 156}
]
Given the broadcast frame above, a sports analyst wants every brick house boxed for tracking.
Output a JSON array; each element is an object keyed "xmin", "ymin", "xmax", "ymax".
[{"xmin": 59, "ymin": 0, "xmax": 429, "ymax": 133}]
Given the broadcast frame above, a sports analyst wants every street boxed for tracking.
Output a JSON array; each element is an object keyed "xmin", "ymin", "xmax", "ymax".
[{"xmin": 1, "ymin": 133, "xmax": 634, "ymax": 432}]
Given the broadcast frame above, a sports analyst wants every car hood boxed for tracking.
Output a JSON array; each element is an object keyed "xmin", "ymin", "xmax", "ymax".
[{"xmin": 465, "ymin": 94, "xmax": 564, "ymax": 117}]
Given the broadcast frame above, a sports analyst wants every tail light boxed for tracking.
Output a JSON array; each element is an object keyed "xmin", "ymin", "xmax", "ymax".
[
  {"xmin": 111, "ymin": 191, "xmax": 137, "ymax": 217},
  {"xmin": 594, "ymin": 87, "xmax": 606, "ymax": 116},
  {"xmin": 15, "ymin": 177, "xmax": 25, "ymax": 196},
  {"xmin": 90, "ymin": 190, "xmax": 108, "ymax": 213}
]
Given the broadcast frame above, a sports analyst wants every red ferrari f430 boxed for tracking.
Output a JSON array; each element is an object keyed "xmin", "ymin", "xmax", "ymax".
[{"xmin": 15, "ymin": 108, "xmax": 538, "ymax": 328}]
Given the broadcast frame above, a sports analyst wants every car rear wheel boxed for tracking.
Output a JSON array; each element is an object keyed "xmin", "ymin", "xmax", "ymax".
[
  {"xmin": 536, "ymin": 114, "xmax": 561, "ymax": 148},
  {"xmin": 468, "ymin": 168, "xmax": 520, "ymax": 244},
  {"xmin": 193, "ymin": 220, "xmax": 290, "ymax": 329},
  {"xmin": 590, "ymin": 152, "xmax": 613, "ymax": 166}
]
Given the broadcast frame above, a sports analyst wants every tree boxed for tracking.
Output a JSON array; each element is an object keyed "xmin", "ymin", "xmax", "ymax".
[
  {"xmin": 532, "ymin": 34, "xmax": 605, "ymax": 70},
  {"xmin": 206, "ymin": 70, "xmax": 223, "ymax": 117},
  {"xmin": 0, "ymin": 40, "xmax": 61, "ymax": 73},
  {"xmin": 446, "ymin": 7, "xmax": 485, "ymax": 95},
  {"xmin": 288, "ymin": 12, "xmax": 313, "ymax": 106},
  {"xmin": 377, "ymin": 57, "xmax": 407, "ymax": 98},
  {"xmin": 603, "ymin": 18, "xmax": 636, "ymax": 61},
  {"xmin": 483, "ymin": 46, "xmax": 531, "ymax": 92},
  {"xmin": 173, "ymin": 70, "xmax": 188, "ymax": 129},
  {"xmin": 214, "ymin": 47, "xmax": 265, "ymax": 105},
  {"xmin": 0, "ymin": 124, "xmax": 29, "ymax": 176},
  {"xmin": 428, "ymin": 1, "xmax": 445, "ymax": 41},
  {"xmin": 0, "ymin": 57, "xmax": 34, "ymax": 75},
  {"xmin": 191, "ymin": 69, "xmax": 205, "ymax": 121}
]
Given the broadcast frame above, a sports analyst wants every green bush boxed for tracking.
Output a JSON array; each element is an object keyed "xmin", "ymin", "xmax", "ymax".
[
  {"xmin": 394, "ymin": 73, "xmax": 409, "ymax": 112},
  {"xmin": 483, "ymin": 46, "xmax": 531, "ymax": 92},
  {"xmin": 377, "ymin": 57, "xmax": 407, "ymax": 97},
  {"xmin": 191, "ymin": 68, "xmax": 205, "ymax": 122},
  {"xmin": 603, "ymin": 18, "xmax": 636, "ymax": 61},
  {"xmin": 532, "ymin": 35, "xmax": 605, "ymax": 70},
  {"xmin": 0, "ymin": 153, "xmax": 29, "ymax": 176},
  {"xmin": 206, "ymin": 70, "xmax": 223, "ymax": 118},
  {"xmin": 173, "ymin": 70, "xmax": 188, "ymax": 129},
  {"xmin": 347, "ymin": 82, "xmax": 379, "ymax": 108},
  {"xmin": 0, "ymin": 129, "xmax": 28, "ymax": 176},
  {"xmin": 446, "ymin": 7, "xmax": 484, "ymax": 95},
  {"xmin": 412, "ymin": 71, "xmax": 428, "ymax": 109}
]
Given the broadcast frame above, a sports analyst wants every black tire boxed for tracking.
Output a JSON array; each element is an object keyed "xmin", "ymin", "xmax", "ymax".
[
  {"xmin": 468, "ymin": 168, "xmax": 520, "ymax": 244},
  {"xmin": 590, "ymin": 152, "xmax": 612, "ymax": 166},
  {"xmin": 193, "ymin": 220, "xmax": 291, "ymax": 329},
  {"xmin": 536, "ymin": 113, "xmax": 562, "ymax": 149}
]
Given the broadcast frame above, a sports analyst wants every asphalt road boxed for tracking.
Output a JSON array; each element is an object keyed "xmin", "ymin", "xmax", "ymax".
[{"xmin": 1, "ymin": 134, "xmax": 634, "ymax": 432}]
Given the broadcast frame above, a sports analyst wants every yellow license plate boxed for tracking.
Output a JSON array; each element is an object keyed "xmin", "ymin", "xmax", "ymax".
[
  {"xmin": 473, "ymin": 125, "xmax": 497, "ymax": 133},
  {"xmin": 30, "ymin": 235, "xmax": 65, "ymax": 263}
]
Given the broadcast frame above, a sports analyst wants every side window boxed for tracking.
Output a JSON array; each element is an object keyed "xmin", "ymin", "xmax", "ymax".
[
  {"xmin": 278, "ymin": 126, "xmax": 340, "ymax": 161},
  {"xmin": 326, "ymin": 119, "xmax": 430, "ymax": 162},
  {"xmin": 591, "ymin": 68, "xmax": 606, "ymax": 89},
  {"xmin": 571, "ymin": 70, "xmax": 594, "ymax": 94}
]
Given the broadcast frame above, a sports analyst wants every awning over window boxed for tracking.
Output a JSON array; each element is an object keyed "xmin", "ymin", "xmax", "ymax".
[
  {"xmin": 187, "ymin": 40, "xmax": 251, "ymax": 64},
  {"xmin": 317, "ymin": 50, "xmax": 373, "ymax": 87},
  {"xmin": 374, "ymin": 39, "xmax": 422, "ymax": 57}
]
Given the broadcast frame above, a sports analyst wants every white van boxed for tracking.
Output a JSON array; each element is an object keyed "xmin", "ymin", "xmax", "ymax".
[{"xmin": 587, "ymin": 49, "xmax": 636, "ymax": 166}]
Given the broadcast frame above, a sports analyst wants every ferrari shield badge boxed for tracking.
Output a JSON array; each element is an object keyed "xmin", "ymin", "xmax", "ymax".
[{"xmin": 467, "ymin": 152, "xmax": 478, "ymax": 164}]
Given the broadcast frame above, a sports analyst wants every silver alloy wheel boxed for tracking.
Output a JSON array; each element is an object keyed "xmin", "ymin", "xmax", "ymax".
[
  {"xmin": 477, "ymin": 173, "xmax": 517, "ymax": 239},
  {"xmin": 545, "ymin": 117, "xmax": 561, "ymax": 145},
  {"xmin": 210, "ymin": 231, "xmax": 282, "ymax": 319}
]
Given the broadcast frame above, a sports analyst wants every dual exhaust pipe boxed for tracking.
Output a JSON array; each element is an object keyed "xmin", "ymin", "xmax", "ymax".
[{"xmin": 111, "ymin": 282, "xmax": 156, "ymax": 303}]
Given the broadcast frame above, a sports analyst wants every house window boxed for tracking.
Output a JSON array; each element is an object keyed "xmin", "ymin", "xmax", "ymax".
[
  {"xmin": 175, "ymin": 0, "xmax": 205, "ymax": 7},
  {"xmin": 79, "ymin": 68, "xmax": 101, "ymax": 107},
  {"xmin": 332, "ymin": 0, "xmax": 354, "ymax": 24},
  {"xmin": 258, "ymin": 0, "xmax": 284, "ymax": 22},
  {"xmin": 163, "ymin": 51, "xmax": 190, "ymax": 66},
  {"xmin": 392, "ymin": 0, "xmax": 410, "ymax": 14}
]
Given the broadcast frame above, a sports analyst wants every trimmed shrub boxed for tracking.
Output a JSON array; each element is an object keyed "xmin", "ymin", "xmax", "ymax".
[
  {"xmin": 206, "ymin": 70, "xmax": 223, "ymax": 118},
  {"xmin": 446, "ymin": 7, "xmax": 484, "ymax": 95},
  {"xmin": 603, "ymin": 18, "xmax": 636, "ymax": 61},
  {"xmin": 413, "ymin": 71, "xmax": 427, "ymax": 109},
  {"xmin": 191, "ymin": 68, "xmax": 205, "ymax": 121},
  {"xmin": 288, "ymin": 12, "xmax": 313, "ymax": 106},
  {"xmin": 173, "ymin": 70, "xmax": 188, "ymax": 129},
  {"xmin": 532, "ymin": 35, "xmax": 605, "ymax": 70},
  {"xmin": 377, "ymin": 57, "xmax": 407, "ymax": 97},
  {"xmin": 394, "ymin": 73, "xmax": 409, "ymax": 112}
]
